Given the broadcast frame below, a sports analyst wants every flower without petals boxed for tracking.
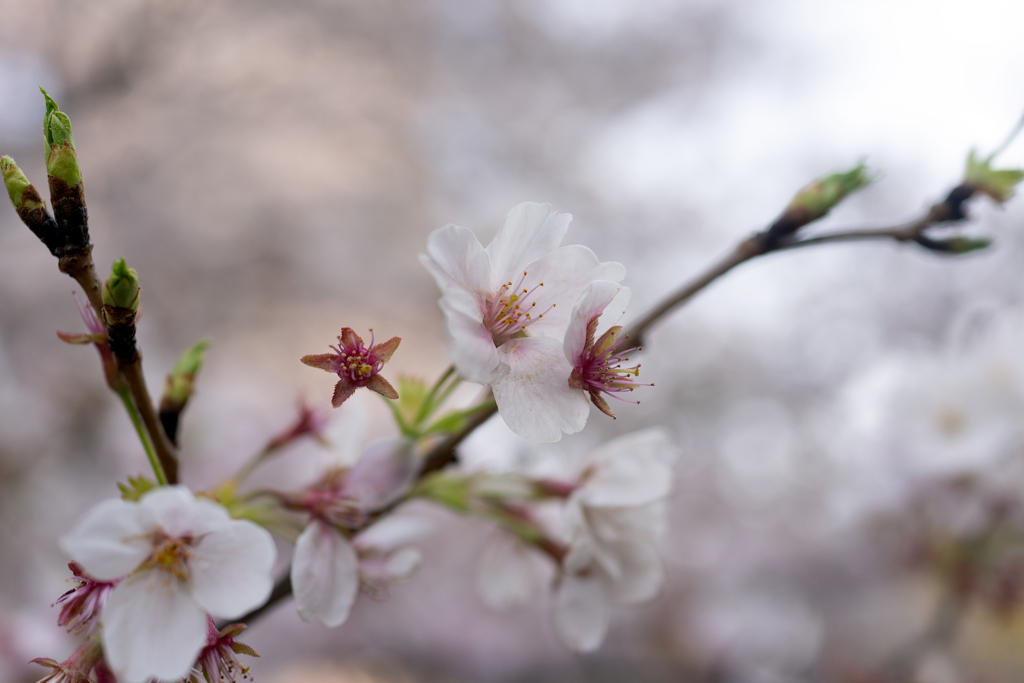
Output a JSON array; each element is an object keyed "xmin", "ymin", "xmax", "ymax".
[
  {"xmin": 554, "ymin": 428, "xmax": 676, "ymax": 651},
  {"xmin": 302, "ymin": 328, "xmax": 400, "ymax": 408},
  {"xmin": 60, "ymin": 486, "xmax": 276, "ymax": 683},
  {"xmin": 420, "ymin": 202, "xmax": 625, "ymax": 442}
]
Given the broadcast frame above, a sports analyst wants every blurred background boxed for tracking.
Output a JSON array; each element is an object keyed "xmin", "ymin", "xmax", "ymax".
[{"xmin": 2, "ymin": 0, "xmax": 1024, "ymax": 681}]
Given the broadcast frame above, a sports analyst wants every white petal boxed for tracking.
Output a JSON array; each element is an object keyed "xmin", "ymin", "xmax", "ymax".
[
  {"xmin": 60, "ymin": 498, "xmax": 152, "ymax": 581},
  {"xmin": 382, "ymin": 547, "xmax": 422, "ymax": 582},
  {"xmin": 564, "ymin": 281, "xmax": 628, "ymax": 365},
  {"xmin": 441, "ymin": 299, "xmax": 502, "ymax": 384},
  {"xmin": 518, "ymin": 245, "xmax": 626, "ymax": 338},
  {"xmin": 554, "ymin": 572, "xmax": 611, "ymax": 652},
  {"xmin": 340, "ymin": 439, "xmax": 419, "ymax": 511},
  {"xmin": 353, "ymin": 516, "xmax": 433, "ymax": 555},
  {"xmin": 102, "ymin": 569, "xmax": 207, "ymax": 683},
  {"xmin": 476, "ymin": 533, "xmax": 552, "ymax": 610},
  {"xmin": 422, "ymin": 224, "xmax": 492, "ymax": 296},
  {"xmin": 188, "ymin": 517, "xmax": 276, "ymax": 619},
  {"xmin": 139, "ymin": 486, "xmax": 230, "ymax": 538},
  {"xmin": 486, "ymin": 202, "xmax": 571, "ymax": 286},
  {"xmin": 586, "ymin": 501, "xmax": 668, "ymax": 545},
  {"xmin": 492, "ymin": 337, "xmax": 590, "ymax": 443},
  {"xmin": 291, "ymin": 520, "xmax": 359, "ymax": 627},
  {"xmin": 604, "ymin": 539, "xmax": 663, "ymax": 605},
  {"xmin": 580, "ymin": 429, "xmax": 676, "ymax": 508}
]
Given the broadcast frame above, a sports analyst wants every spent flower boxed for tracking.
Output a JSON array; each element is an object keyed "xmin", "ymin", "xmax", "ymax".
[
  {"xmin": 54, "ymin": 562, "xmax": 117, "ymax": 636},
  {"xmin": 302, "ymin": 327, "xmax": 400, "ymax": 408}
]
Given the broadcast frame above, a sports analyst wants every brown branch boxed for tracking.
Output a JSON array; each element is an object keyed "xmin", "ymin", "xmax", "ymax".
[{"xmin": 121, "ymin": 361, "xmax": 179, "ymax": 483}]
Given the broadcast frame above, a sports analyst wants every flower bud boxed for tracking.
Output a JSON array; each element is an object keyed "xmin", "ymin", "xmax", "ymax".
[
  {"xmin": 102, "ymin": 258, "xmax": 141, "ymax": 311},
  {"xmin": 41, "ymin": 88, "xmax": 82, "ymax": 186},
  {"xmin": 963, "ymin": 149, "xmax": 1024, "ymax": 204},
  {"xmin": 1, "ymin": 155, "xmax": 43, "ymax": 210},
  {"xmin": 786, "ymin": 162, "xmax": 874, "ymax": 224},
  {"xmin": 164, "ymin": 339, "xmax": 209, "ymax": 406}
]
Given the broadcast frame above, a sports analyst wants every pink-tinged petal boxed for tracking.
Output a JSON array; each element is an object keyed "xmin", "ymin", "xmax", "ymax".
[
  {"xmin": 564, "ymin": 281, "xmax": 626, "ymax": 365},
  {"xmin": 579, "ymin": 430, "xmax": 675, "ymax": 508},
  {"xmin": 381, "ymin": 547, "xmax": 422, "ymax": 581},
  {"xmin": 102, "ymin": 569, "xmax": 207, "ymax": 683},
  {"xmin": 476, "ymin": 533, "xmax": 553, "ymax": 611},
  {"xmin": 353, "ymin": 517, "xmax": 433, "ymax": 554},
  {"xmin": 441, "ymin": 300, "xmax": 502, "ymax": 384},
  {"xmin": 332, "ymin": 377, "xmax": 357, "ymax": 408},
  {"xmin": 554, "ymin": 572, "xmax": 610, "ymax": 652},
  {"xmin": 291, "ymin": 520, "xmax": 359, "ymax": 627},
  {"xmin": 139, "ymin": 487, "xmax": 230, "ymax": 539},
  {"xmin": 486, "ymin": 202, "xmax": 571, "ymax": 286},
  {"xmin": 371, "ymin": 336, "xmax": 401, "ymax": 363},
  {"xmin": 301, "ymin": 354, "xmax": 337, "ymax": 372},
  {"xmin": 339, "ymin": 327, "xmax": 363, "ymax": 348},
  {"xmin": 603, "ymin": 539, "xmax": 663, "ymax": 605},
  {"xmin": 516, "ymin": 245, "xmax": 626, "ymax": 338},
  {"xmin": 365, "ymin": 373, "xmax": 399, "ymax": 400},
  {"xmin": 60, "ymin": 499, "xmax": 152, "ymax": 581},
  {"xmin": 423, "ymin": 224, "xmax": 492, "ymax": 295},
  {"xmin": 492, "ymin": 337, "xmax": 590, "ymax": 443},
  {"xmin": 341, "ymin": 439, "xmax": 418, "ymax": 511},
  {"xmin": 188, "ymin": 518, "xmax": 276, "ymax": 619}
]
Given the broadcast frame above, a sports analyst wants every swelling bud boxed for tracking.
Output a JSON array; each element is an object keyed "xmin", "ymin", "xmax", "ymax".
[
  {"xmin": 102, "ymin": 258, "xmax": 140, "ymax": 311},
  {"xmin": 41, "ymin": 88, "xmax": 82, "ymax": 186},
  {"xmin": 963, "ymin": 150, "xmax": 1024, "ymax": 204},
  {"xmin": 1, "ymin": 155, "xmax": 43, "ymax": 210},
  {"xmin": 786, "ymin": 162, "xmax": 874, "ymax": 225}
]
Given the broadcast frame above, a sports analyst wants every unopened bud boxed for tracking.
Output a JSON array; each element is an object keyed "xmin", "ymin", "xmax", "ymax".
[
  {"xmin": 1, "ymin": 156, "xmax": 43, "ymax": 210},
  {"xmin": 102, "ymin": 258, "xmax": 140, "ymax": 311},
  {"xmin": 163, "ymin": 339, "xmax": 209, "ymax": 406},
  {"xmin": 963, "ymin": 149, "xmax": 1024, "ymax": 204},
  {"xmin": 787, "ymin": 162, "xmax": 874, "ymax": 224},
  {"xmin": 41, "ymin": 88, "xmax": 82, "ymax": 186}
]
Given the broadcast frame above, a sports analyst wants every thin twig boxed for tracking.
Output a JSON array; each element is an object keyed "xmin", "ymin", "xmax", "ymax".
[{"xmin": 121, "ymin": 362, "xmax": 179, "ymax": 483}]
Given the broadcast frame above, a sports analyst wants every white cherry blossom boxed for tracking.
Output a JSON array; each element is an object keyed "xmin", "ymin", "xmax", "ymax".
[
  {"xmin": 420, "ymin": 201, "xmax": 625, "ymax": 442},
  {"xmin": 555, "ymin": 428, "xmax": 676, "ymax": 651},
  {"xmin": 59, "ymin": 486, "xmax": 276, "ymax": 683}
]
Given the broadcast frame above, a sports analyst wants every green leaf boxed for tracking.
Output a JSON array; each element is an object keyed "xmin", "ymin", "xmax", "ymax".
[
  {"xmin": 117, "ymin": 475, "xmax": 157, "ymax": 501},
  {"xmin": 964, "ymin": 149, "xmax": 1024, "ymax": 204}
]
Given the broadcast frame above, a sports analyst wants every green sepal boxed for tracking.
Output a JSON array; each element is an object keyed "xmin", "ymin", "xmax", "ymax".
[
  {"xmin": 964, "ymin": 149, "xmax": 1024, "ymax": 204},
  {"xmin": 118, "ymin": 474, "xmax": 158, "ymax": 501},
  {"xmin": 102, "ymin": 257, "xmax": 141, "ymax": 310},
  {"xmin": 164, "ymin": 339, "xmax": 210, "ymax": 405},
  {"xmin": 413, "ymin": 472, "xmax": 472, "ymax": 511},
  {"xmin": 787, "ymin": 162, "xmax": 875, "ymax": 222},
  {"xmin": 1, "ymin": 156, "xmax": 43, "ymax": 209},
  {"xmin": 423, "ymin": 400, "xmax": 498, "ymax": 436}
]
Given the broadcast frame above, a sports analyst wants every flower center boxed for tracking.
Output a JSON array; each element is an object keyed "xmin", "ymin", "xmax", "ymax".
[
  {"xmin": 332, "ymin": 330, "xmax": 383, "ymax": 381},
  {"xmin": 141, "ymin": 537, "xmax": 193, "ymax": 580},
  {"xmin": 482, "ymin": 270, "xmax": 555, "ymax": 344},
  {"xmin": 569, "ymin": 327, "xmax": 652, "ymax": 418}
]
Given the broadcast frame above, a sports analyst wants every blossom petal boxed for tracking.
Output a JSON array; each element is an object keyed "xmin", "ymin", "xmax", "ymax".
[
  {"xmin": 486, "ymin": 202, "xmax": 571, "ymax": 286},
  {"xmin": 441, "ymin": 299, "xmax": 501, "ymax": 384},
  {"xmin": 422, "ymin": 224, "xmax": 492, "ymax": 297},
  {"xmin": 581, "ymin": 428, "xmax": 677, "ymax": 507},
  {"xmin": 604, "ymin": 539, "xmax": 663, "ymax": 605},
  {"xmin": 517, "ymin": 245, "xmax": 626, "ymax": 338},
  {"xmin": 332, "ymin": 377, "xmax": 357, "ymax": 408},
  {"xmin": 492, "ymin": 337, "xmax": 590, "ymax": 442},
  {"xmin": 353, "ymin": 516, "xmax": 433, "ymax": 554},
  {"xmin": 102, "ymin": 570, "xmax": 207, "ymax": 683},
  {"xmin": 340, "ymin": 439, "xmax": 418, "ymax": 511},
  {"xmin": 188, "ymin": 518, "xmax": 276, "ymax": 619},
  {"xmin": 476, "ymin": 533, "xmax": 552, "ymax": 610},
  {"xmin": 371, "ymin": 336, "xmax": 401, "ymax": 363},
  {"xmin": 140, "ymin": 486, "xmax": 230, "ymax": 539},
  {"xmin": 292, "ymin": 520, "xmax": 359, "ymax": 627},
  {"xmin": 60, "ymin": 499, "xmax": 152, "ymax": 581},
  {"xmin": 554, "ymin": 572, "xmax": 610, "ymax": 652},
  {"xmin": 564, "ymin": 281, "xmax": 628, "ymax": 365}
]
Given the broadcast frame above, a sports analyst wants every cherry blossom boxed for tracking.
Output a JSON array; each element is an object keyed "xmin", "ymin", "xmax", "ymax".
[
  {"xmin": 302, "ymin": 327, "xmax": 401, "ymax": 408},
  {"xmin": 554, "ymin": 428, "xmax": 676, "ymax": 651},
  {"xmin": 53, "ymin": 562, "xmax": 117, "ymax": 636},
  {"xmin": 59, "ymin": 486, "xmax": 276, "ymax": 683},
  {"xmin": 291, "ymin": 439, "xmax": 419, "ymax": 627},
  {"xmin": 182, "ymin": 617, "xmax": 258, "ymax": 683},
  {"xmin": 565, "ymin": 280, "xmax": 650, "ymax": 420},
  {"xmin": 420, "ymin": 202, "xmax": 625, "ymax": 442}
]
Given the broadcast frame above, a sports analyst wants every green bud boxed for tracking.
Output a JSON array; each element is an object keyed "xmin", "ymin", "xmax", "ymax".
[
  {"xmin": 963, "ymin": 149, "xmax": 1024, "ymax": 204},
  {"xmin": 163, "ymin": 339, "xmax": 210, "ymax": 406},
  {"xmin": 41, "ymin": 88, "xmax": 82, "ymax": 186},
  {"xmin": 414, "ymin": 472, "xmax": 471, "ymax": 511},
  {"xmin": 102, "ymin": 257, "xmax": 141, "ymax": 310},
  {"xmin": 787, "ymin": 162, "xmax": 874, "ymax": 222},
  {"xmin": 1, "ymin": 156, "xmax": 43, "ymax": 210},
  {"xmin": 946, "ymin": 235, "xmax": 993, "ymax": 255}
]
